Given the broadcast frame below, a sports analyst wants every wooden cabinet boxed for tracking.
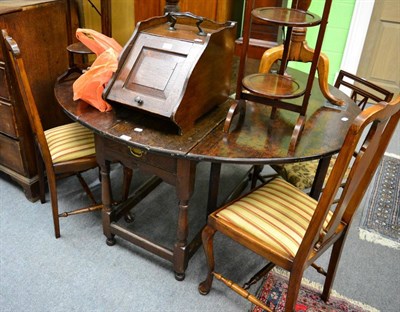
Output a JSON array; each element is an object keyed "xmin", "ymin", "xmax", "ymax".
[
  {"xmin": 235, "ymin": 0, "xmax": 286, "ymax": 59},
  {"xmin": 178, "ymin": 0, "xmax": 233, "ymax": 22},
  {"xmin": 134, "ymin": 0, "xmax": 235, "ymax": 24},
  {"xmin": 250, "ymin": 0, "xmax": 285, "ymax": 41},
  {"xmin": 0, "ymin": 0, "xmax": 71, "ymax": 201},
  {"xmin": 133, "ymin": 0, "xmax": 284, "ymax": 58}
]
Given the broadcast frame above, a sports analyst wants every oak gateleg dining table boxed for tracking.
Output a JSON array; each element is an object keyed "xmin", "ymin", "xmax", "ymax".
[{"xmin": 54, "ymin": 69, "xmax": 359, "ymax": 281}]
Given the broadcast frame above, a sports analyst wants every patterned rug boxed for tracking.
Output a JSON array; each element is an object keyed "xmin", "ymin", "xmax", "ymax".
[
  {"xmin": 359, "ymin": 153, "xmax": 400, "ymax": 250},
  {"xmin": 252, "ymin": 270, "xmax": 379, "ymax": 312}
]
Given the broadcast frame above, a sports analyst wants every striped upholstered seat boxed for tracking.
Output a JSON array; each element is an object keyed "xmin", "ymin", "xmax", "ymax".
[
  {"xmin": 199, "ymin": 96, "xmax": 400, "ymax": 312},
  {"xmin": 44, "ymin": 122, "xmax": 95, "ymax": 163},
  {"xmin": 216, "ymin": 177, "xmax": 332, "ymax": 259}
]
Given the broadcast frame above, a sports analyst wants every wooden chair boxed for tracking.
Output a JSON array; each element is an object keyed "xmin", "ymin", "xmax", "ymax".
[
  {"xmin": 1, "ymin": 29, "xmax": 131, "ymax": 238},
  {"xmin": 272, "ymin": 70, "xmax": 394, "ymax": 191},
  {"xmin": 198, "ymin": 95, "xmax": 400, "ymax": 311}
]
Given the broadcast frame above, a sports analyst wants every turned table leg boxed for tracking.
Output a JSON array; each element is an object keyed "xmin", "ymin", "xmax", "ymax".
[
  {"xmin": 173, "ymin": 159, "xmax": 196, "ymax": 280},
  {"xmin": 95, "ymin": 135, "xmax": 115, "ymax": 246}
]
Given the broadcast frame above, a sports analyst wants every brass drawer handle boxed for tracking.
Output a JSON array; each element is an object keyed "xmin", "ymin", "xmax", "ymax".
[{"xmin": 129, "ymin": 147, "xmax": 146, "ymax": 158}]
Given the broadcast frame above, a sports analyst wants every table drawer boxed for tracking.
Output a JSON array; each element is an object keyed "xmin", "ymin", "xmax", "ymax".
[
  {"xmin": 0, "ymin": 100, "xmax": 18, "ymax": 138},
  {"xmin": 100, "ymin": 137, "xmax": 177, "ymax": 174},
  {"xmin": 0, "ymin": 134, "xmax": 26, "ymax": 175},
  {"xmin": 126, "ymin": 146, "xmax": 177, "ymax": 173}
]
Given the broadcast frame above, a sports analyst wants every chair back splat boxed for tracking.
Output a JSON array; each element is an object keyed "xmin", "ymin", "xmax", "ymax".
[
  {"xmin": 2, "ymin": 31, "xmax": 60, "ymax": 178},
  {"xmin": 272, "ymin": 70, "xmax": 394, "ymax": 192},
  {"xmin": 198, "ymin": 95, "xmax": 400, "ymax": 311},
  {"xmin": 307, "ymin": 96, "xmax": 399, "ymax": 251},
  {"xmin": 334, "ymin": 70, "xmax": 393, "ymax": 110}
]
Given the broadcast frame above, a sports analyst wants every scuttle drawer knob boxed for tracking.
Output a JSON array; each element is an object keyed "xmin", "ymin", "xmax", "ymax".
[{"xmin": 134, "ymin": 96, "xmax": 144, "ymax": 105}]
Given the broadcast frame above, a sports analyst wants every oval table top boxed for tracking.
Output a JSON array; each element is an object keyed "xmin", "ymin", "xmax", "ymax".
[{"xmin": 54, "ymin": 70, "xmax": 360, "ymax": 165}]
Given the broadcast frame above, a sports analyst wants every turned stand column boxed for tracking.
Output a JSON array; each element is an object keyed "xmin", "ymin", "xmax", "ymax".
[{"xmin": 101, "ymin": 0, "xmax": 112, "ymax": 36}]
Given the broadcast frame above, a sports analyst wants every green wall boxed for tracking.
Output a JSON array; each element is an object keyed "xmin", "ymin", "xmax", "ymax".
[{"xmin": 287, "ymin": 0, "xmax": 356, "ymax": 84}]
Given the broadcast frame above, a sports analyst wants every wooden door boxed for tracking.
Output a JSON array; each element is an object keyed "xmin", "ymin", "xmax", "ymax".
[{"xmin": 356, "ymin": 0, "xmax": 400, "ymax": 95}]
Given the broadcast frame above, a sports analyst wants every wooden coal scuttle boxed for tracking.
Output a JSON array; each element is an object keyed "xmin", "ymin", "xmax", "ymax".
[{"xmin": 103, "ymin": 12, "xmax": 237, "ymax": 134}]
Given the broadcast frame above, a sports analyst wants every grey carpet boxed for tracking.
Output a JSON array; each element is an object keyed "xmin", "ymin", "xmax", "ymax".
[{"xmin": 1, "ymin": 126, "xmax": 399, "ymax": 312}]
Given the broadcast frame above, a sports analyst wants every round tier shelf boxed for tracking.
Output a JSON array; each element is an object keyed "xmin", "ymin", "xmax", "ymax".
[
  {"xmin": 252, "ymin": 7, "xmax": 321, "ymax": 27},
  {"xmin": 67, "ymin": 42, "xmax": 93, "ymax": 55},
  {"xmin": 242, "ymin": 73, "xmax": 306, "ymax": 99}
]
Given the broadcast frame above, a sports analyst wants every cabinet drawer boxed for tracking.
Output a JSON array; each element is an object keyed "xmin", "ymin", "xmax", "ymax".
[
  {"xmin": 0, "ymin": 100, "xmax": 18, "ymax": 138},
  {"xmin": 0, "ymin": 63, "xmax": 11, "ymax": 101},
  {"xmin": 0, "ymin": 134, "xmax": 26, "ymax": 175}
]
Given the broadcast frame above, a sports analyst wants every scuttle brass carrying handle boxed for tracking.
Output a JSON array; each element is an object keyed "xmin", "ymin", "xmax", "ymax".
[
  {"xmin": 168, "ymin": 12, "xmax": 206, "ymax": 36},
  {"xmin": 129, "ymin": 147, "xmax": 146, "ymax": 158}
]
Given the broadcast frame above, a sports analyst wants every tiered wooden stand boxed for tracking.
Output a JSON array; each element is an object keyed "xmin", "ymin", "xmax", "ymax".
[{"xmin": 225, "ymin": 0, "xmax": 342, "ymax": 152}]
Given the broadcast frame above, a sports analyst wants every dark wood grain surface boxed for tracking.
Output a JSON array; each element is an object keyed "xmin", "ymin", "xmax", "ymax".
[
  {"xmin": 54, "ymin": 66, "xmax": 360, "ymax": 280},
  {"xmin": 55, "ymin": 69, "xmax": 359, "ymax": 165}
]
